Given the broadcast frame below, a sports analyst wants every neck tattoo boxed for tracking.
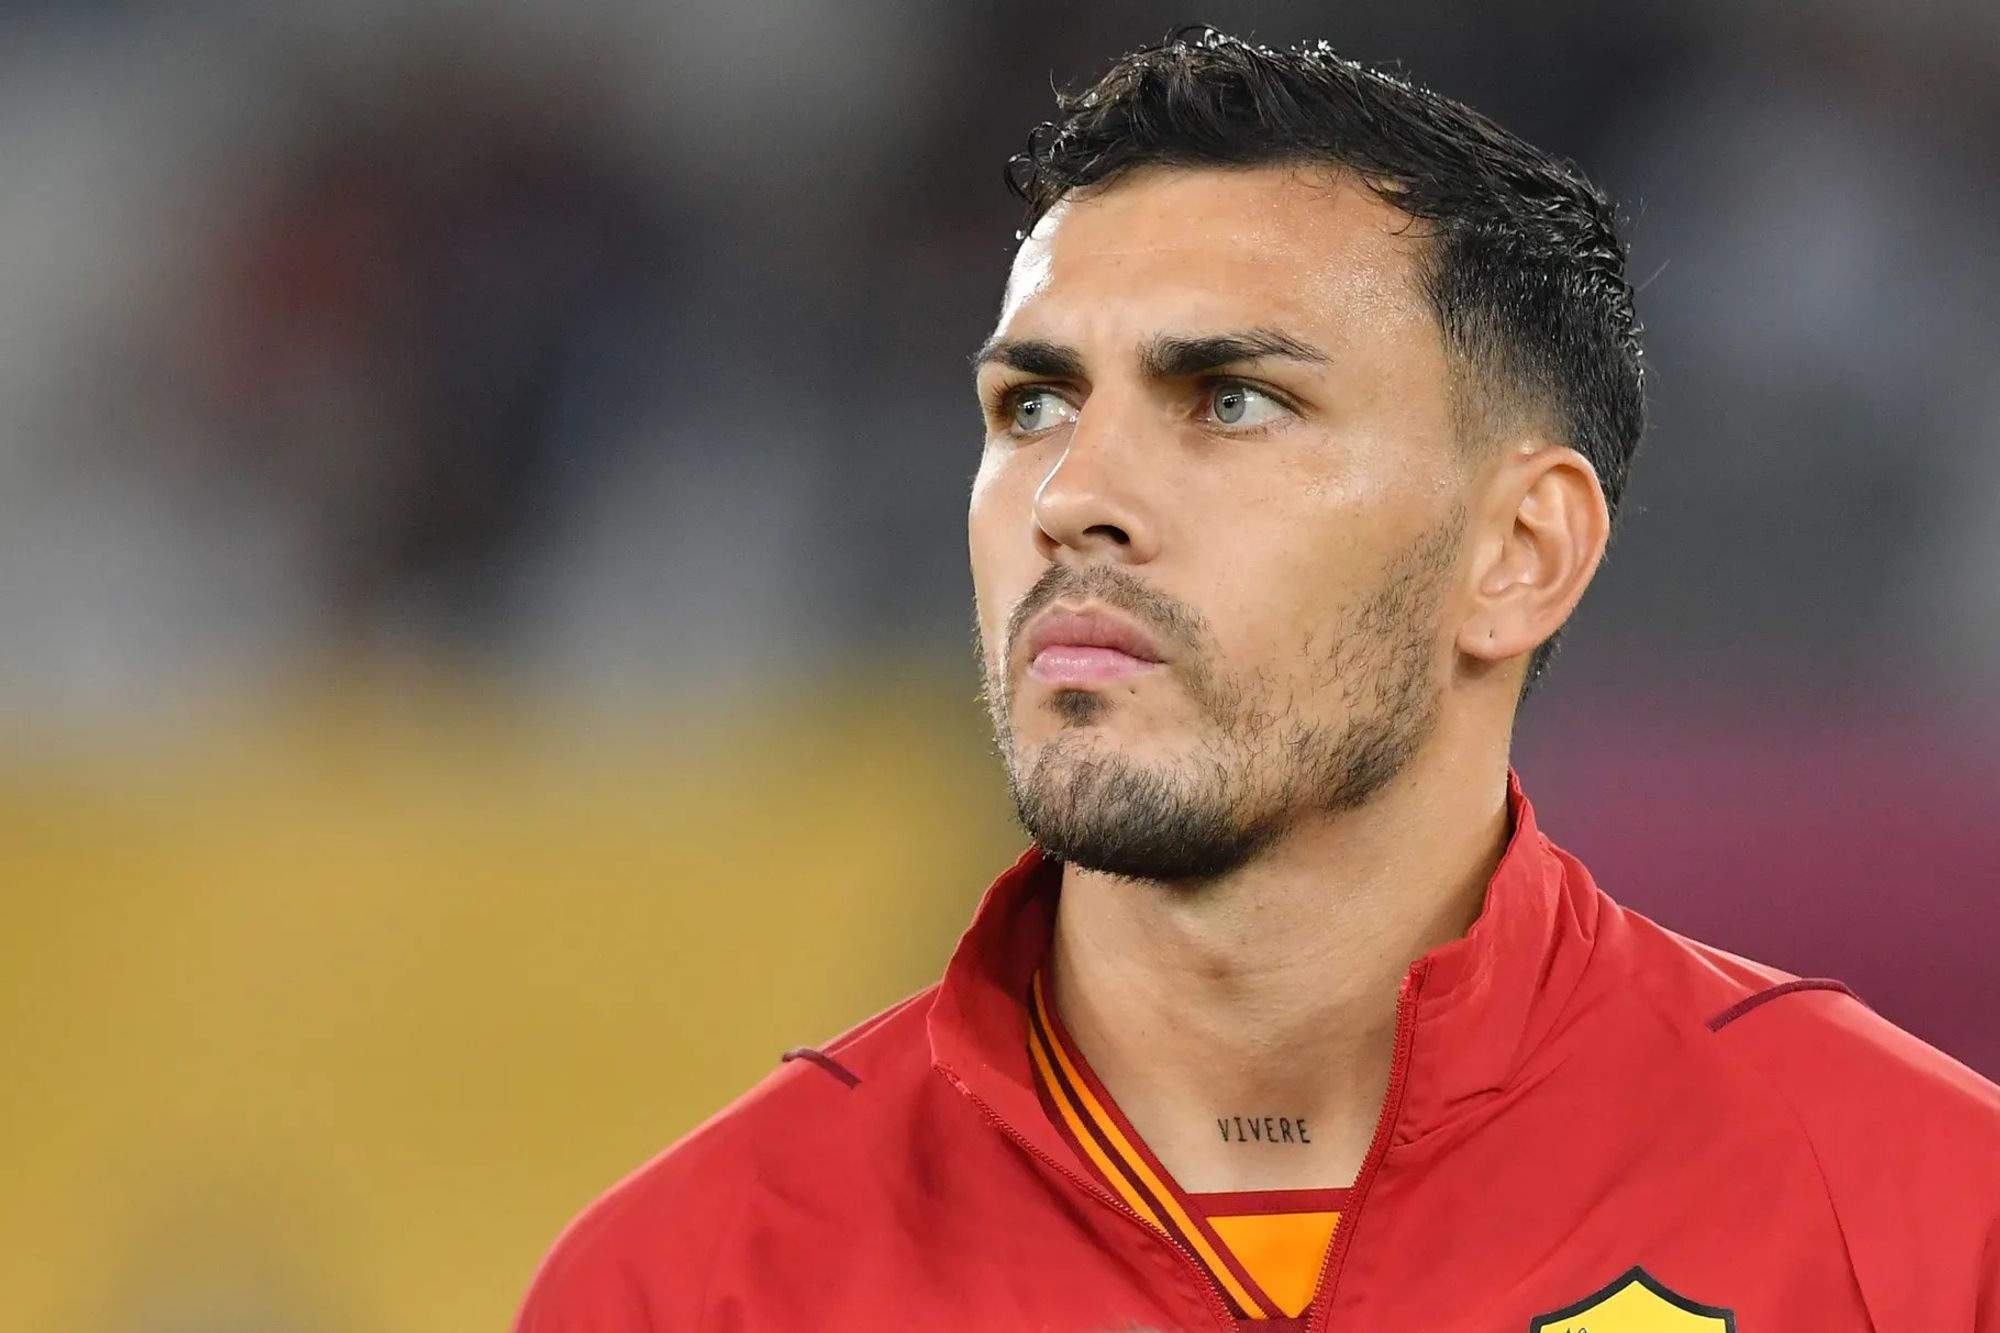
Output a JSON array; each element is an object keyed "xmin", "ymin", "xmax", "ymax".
[{"xmin": 1217, "ymin": 1115, "xmax": 1310, "ymax": 1145}]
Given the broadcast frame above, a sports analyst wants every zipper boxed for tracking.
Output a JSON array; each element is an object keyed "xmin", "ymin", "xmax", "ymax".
[
  {"xmin": 1303, "ymin": 960, "xmax": 1428, "ymax": 1333},
  {"xmin": 937, "ymin": 1063, "xmax": 1243, "ymax": 1331}
]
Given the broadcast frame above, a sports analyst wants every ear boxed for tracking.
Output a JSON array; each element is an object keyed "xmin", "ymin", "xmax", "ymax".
[{"xmin": 1456, "ymin": 444, "xmax": 1610, "ymax": 668}]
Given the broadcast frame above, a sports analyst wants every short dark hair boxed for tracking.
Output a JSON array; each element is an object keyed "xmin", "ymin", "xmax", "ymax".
[{"xmin": 1004, "ymin": 26, "xmax": 1645, "ymax": 692}]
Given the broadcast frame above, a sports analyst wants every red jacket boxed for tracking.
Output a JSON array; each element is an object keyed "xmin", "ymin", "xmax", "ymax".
[{"xmin": 515, "ymin": 772, "xmax": 2000, "ymax": 1331}]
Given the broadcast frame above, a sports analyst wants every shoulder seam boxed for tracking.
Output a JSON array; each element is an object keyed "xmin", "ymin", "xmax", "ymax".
[
  {"xmin": 1706, "ymin": 977, "xmax": 1860, "ymax": 1033},
  {"xmin": 781, "ymin": 1046, "xmax": 862, "ymax": 1088}
]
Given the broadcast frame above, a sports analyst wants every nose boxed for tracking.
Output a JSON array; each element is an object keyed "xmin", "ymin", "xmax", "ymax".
[{"xmin": 1031, "ymin": 397, "xmax": 1160, "ymax": 566}]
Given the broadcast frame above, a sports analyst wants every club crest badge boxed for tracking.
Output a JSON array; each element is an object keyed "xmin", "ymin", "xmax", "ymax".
[{"xmin": 1529, "ymin": 1267, "xmax": 1736, "ymax": 1332}]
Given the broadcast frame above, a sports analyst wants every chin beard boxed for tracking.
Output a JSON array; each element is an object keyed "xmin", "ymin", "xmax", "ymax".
[
  {"xmin": 983, "ymin": 514, "xmax": 1458, "ymax": 887},
  {"xmin": 1004, "ymin": 696, "xmax": 1433, "ymax": 885},
  {"xmin": 1007, "ymin": 731, "xmax": 1274, "ymax": 883}
]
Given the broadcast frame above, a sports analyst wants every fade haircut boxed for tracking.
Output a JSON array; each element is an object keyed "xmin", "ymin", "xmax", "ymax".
[{"xmin": 1004, "ymin": 26, "xmax": 1645, "ymax": 691}]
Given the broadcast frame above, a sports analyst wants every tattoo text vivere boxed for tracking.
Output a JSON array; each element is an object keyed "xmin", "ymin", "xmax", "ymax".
[{"xmin": 1217, "ymin": 1116, "xmax": 1310, "ymax": 1144}]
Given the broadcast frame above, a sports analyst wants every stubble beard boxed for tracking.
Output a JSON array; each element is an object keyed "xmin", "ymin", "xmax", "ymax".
[{"xmin": 977, "ymin": 519, "xmax": 1459, "ymax": 887}]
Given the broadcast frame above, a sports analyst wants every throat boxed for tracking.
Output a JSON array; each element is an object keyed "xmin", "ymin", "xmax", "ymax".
[
  {"xmin": 1028, "ymin": 966, "xmax": 1383, "ymax": 1194},
  {"xmin": 1026, "ymin": 966, "xmax": 1375, "ymax": 1321},
  {"xmin": 1216, "ymin": 1114, "xmax": 1311, "ymax": 1146},
  {"xmin": 1145, "ymin": 1101, "xmax": 1375, "ymax": 1194}
]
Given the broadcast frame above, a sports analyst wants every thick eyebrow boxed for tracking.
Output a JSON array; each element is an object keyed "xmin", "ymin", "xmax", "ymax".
[
  {"xmin": 971, "ymin": 328, "xmax": 1329, "ymax": 383},
  {"xmin": 1140, "ymin": 328, "xmax": 1329, "ymax": 379},
  {"xmin": 971, "ymin": 337, "xmax": 1086, "ymax": 379}
]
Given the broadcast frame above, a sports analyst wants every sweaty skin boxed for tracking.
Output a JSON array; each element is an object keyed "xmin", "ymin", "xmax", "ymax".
[{"xmin": 967, "ymin": 165, "xmax": 1609, "ymax": 1192}]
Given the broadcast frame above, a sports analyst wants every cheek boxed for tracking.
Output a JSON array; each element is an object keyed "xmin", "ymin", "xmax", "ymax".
[
  {"xmin": 967, "ymin": 450, "xmax": 1034, "ymax": 646},
  {"xmin": 967, "ymin": 446, "xmax": 1010, "ymax": 524},
  {"xmin": 966, "ymin": 451, "xmax": 1010, "ymax": 586},
  {"xmin": 1193, "ymin": 499, "xmax": 1385, "ymax": 670},
  {"xmin": 969, "ymin": 441, "xmax": 1054, "ymax": 546}
]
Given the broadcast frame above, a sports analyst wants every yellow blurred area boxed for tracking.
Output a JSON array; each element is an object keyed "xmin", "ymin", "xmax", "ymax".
[{"xmin": 0, "ymin": 674, "xmax": 1018, "ymax": 1332}]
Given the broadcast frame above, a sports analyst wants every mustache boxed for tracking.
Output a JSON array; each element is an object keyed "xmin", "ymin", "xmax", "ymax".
[{"xmin": 1002, "ymin": 564, "xmax": 1208, "ymax": 669}]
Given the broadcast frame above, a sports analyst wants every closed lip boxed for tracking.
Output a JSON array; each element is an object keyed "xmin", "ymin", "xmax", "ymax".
[{"xmin": 1023, "ymin": 605, "xmax": 1167, "ymax": 665}]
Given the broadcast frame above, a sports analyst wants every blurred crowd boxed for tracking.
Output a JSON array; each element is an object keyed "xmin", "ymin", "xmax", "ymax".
[{"xmin": 1, "ymin": 0, "xmax": 1996, "ymax": 723}]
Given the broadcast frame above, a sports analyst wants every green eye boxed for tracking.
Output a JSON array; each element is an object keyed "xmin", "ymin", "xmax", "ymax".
[
  {"xmin": 1208, "ymin": 382, "xmax": 1284, "ymax": 428},
  {"xmin": 1009, "ymin": 389, "xmax": 1075, "ymax": 435}
]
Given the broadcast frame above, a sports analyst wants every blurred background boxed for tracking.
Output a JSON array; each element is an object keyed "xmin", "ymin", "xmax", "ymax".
[{"xmin": 2, "ymin": 1, "xmax": 1995, "ymax": 1329}]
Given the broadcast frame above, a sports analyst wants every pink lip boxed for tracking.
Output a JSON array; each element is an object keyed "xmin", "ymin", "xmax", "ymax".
[{"xmin": 1029, "ymin": 644, "xmax": 1163, "ymax": 686}]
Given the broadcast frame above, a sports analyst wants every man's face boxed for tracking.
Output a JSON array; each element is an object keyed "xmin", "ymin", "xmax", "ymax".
[{"xmin": 969, "ymin": 165, "xmax": 1471, "ymax": 884}]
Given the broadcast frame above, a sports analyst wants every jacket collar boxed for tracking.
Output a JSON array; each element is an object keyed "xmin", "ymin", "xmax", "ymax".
[{"xmin": 927, "ymin": 768, "xmax": 1603, "ymax": 1166}]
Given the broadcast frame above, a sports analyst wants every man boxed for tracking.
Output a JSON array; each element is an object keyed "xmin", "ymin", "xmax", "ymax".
[{"xmin": 515, "ymin": 29, "xmax": 2000, "ymax": 1332}]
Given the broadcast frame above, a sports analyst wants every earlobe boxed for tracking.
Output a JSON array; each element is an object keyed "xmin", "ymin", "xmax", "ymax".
[{"xmin": 1456, "ymin": 446, "xmax": 1609, "ymax": 668}]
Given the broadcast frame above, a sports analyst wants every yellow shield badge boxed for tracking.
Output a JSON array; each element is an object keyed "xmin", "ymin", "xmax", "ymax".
[{"xmin": 1530, "ymin": 1267, "xmax": 1736, "ymax": 1332}]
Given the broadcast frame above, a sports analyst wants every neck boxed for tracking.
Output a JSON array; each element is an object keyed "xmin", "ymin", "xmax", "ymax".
[{"xmin": 1045, "ymin": 739, "xmax": 1511, "ymax": 1193}]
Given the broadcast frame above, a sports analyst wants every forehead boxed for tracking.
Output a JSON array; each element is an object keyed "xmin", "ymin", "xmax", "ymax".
[{"xmin": 996, "ymin": 164, "xmax": 1435, "ymax": 346}]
